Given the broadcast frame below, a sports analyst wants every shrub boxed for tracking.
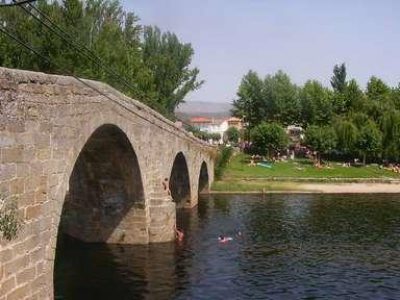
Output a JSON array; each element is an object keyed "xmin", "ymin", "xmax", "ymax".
[
  {"xmin": 0, "ymin": 196, "xmax": 22, "ymax": 241},
  {"xmin": 214, "ymin": 146, "xmax": 234, "ymax": 180}
]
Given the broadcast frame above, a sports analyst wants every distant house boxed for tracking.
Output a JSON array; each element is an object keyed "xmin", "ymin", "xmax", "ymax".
[
  {"xmin": 190, "ymin": 116, "xmax": 243, "ymax": 143},
  {"xmin": 227, "ymin": 117, "xmax": 243, "ymax": 130}
]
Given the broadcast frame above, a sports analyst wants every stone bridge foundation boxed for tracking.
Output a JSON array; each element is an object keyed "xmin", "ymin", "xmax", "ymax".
[{"xmin": 0, "ymin": 67, "xmax": 215, "ymax": 299}]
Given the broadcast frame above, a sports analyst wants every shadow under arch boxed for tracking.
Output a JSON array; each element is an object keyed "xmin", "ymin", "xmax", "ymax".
[
  {"xmin": 198, "ymin": 161, "xmax": 209, "ymax": 194},
  {"xmin": 169, "ymin": 152, "xmax": 191, "ymax": 208},
  {"xmin": 57, "ymin": 124, "xmax": 145, "ymax": 244}
]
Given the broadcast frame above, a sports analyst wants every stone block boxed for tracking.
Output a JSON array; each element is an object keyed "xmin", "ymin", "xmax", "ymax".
[
  {"xmin": 1, "ymin": 147, "xmax": 24, "ymax": 163},
  {"xmin": 5, "ymin": 283, "xmax": 29, "ymax": 300},
  {"xmin": 9, "ymin": 178, "xmax": 24, "ymax": 195},
  {"xmin": 0, "ymin": 164, "xmax": 17, "ymax": 181},
  {"xmin": 16, "ymin": 266, "xmax": 35, "ymax": 285},
  {"xmin": 0, "ymin": 276, "xmax": 16, "ymax": 295},
  {"xmin": 25, "ymin": 205, "xmax": 42, "ymax": 220}
]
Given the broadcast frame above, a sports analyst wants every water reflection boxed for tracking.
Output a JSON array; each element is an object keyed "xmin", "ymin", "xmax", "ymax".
[{"xmin": 55, "ymin": 194, "xmax": 400, "ymax": 299}]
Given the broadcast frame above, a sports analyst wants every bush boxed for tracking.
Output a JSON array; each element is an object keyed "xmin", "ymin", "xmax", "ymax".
[
  {"xmin": 214, "ymin": 146, "xmax": 234, "ymax": 180},
  {"xmin": 0, "ymin": 196, "xmax": 22, "ymax": 241}
]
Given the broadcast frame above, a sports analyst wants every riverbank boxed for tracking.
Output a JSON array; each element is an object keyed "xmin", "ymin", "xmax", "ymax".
[
  {"xmin": 211, "ymin": 180, "xmax": 400, "ymax": 194},
  {"xmin": 211, "ymin": 153, "xmax": 400, "ymax": 194}
]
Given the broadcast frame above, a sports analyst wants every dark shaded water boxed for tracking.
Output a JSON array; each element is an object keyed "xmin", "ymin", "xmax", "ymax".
[{"xmin": 55, "ymin": 194, "xmax": 400, "ymax": 299}]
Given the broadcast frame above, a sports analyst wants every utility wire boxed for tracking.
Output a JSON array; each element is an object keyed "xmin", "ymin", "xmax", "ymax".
[
  {"xmin": 0, "ymin": 0, "xmax": 36, "ymax": 7},
  {"xmin": 14, "ymin": 1, "xmax": 201, "ymax": 137},
  {"xmin": 0, "ymin": 25, "xmax": 209, "ymax": 144},
  {"xmin": 15, "ymin": 0, "xmax": 141, "ymax": 99}
]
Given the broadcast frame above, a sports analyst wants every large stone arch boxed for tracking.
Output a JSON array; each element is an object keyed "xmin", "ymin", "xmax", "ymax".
[{"xmin": 56, "ymin": 123, "xmax": 145, "ymax": 243}]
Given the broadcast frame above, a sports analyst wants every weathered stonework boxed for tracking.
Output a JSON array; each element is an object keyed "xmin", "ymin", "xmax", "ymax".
[{"xmin": 0, "ymin": 67, "xmax": 216, "ymax": 299}]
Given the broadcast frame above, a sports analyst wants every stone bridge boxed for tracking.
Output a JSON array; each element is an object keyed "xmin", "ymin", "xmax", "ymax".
[{"xmin": 0, "ymin": 67, "xmax": 216, "ymax": 299}]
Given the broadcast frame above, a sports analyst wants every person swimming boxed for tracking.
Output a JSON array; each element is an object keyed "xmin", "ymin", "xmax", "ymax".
[
  {"xmin": 174, "ymin": 226, "xmax": 184, "ymax": 242},
  {"xmin": 218, "ymin": 235, "xmax": 233, "ymax": 243}
]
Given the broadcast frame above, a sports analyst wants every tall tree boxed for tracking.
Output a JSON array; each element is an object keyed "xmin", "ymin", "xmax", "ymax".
[
  {"xmin": 355, "ymin": 121, "xmax": 382, "ymax": 164},
  {"xmin": 0, "ymin": 1, "xmax": 201, "ymax": 118},
  {"xmin": 142, "ymin": 26, "xmax": 203, "ymax": 116},
  {"xmin": 232, "ymin": 70, "xmax": 265, "ymax": 130},
  {"xmin": 251, "ymin": 122, "xmax": 288, "ymax": 158},
  {"xmin": 366, "ymin": 76, "xmax": 391, "ymax": 102},
  {"xmin": 334, "ymin": 119, "xmax": 358, "ymax": 155},
  {"xmin": 263, "ymin": 70, "xmax": 300, "ymax": 125},
  {"xmin": 299, "ymin": 80, "xmax": 333, "ymax": 126},
  {"xmin": 304, "ymin": 126, "xmax": 337, "ymax": 164},
  {"xmin": 330, "ymin": 63, "xmax": 347, "ymax": 93}
]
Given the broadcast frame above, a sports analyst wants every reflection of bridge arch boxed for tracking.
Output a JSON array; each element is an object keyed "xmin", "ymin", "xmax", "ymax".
[
  {"xmin": 198, "ymin": 161, "xmax": 209, "ymax": 194},
  {"xmin": 0, "ymin": 67, "xmax": 216, "ymax": 299}
]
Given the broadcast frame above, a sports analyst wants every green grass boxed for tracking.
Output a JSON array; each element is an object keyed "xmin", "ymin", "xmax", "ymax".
[
  {"xmin": 212, "ymin": 180, "xmax": 302, "ymax": 192},
  {"xmin": 223, "ymin": 153, "xmax": 400, "ymax": 180}
]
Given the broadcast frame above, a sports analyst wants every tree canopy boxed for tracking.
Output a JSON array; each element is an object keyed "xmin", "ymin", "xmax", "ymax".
[
  {"xmin": 233, "ymin": 63, "xmax": 400, "ymax": 163},
  {"xmin": 0, "ymin": 0, "xmax": 201, "ymax": 118}
]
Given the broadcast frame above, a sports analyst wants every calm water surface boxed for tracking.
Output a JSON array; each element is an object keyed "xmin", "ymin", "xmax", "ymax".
[{"xmin": 55, "ymin": 194, "xmax": 400, "ymax": 299}]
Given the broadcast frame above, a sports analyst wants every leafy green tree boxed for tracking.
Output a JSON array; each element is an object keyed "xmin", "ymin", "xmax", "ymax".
[
  {"xmin": 344, "ymin": 79, "xmax": 365, "ymax": 112},
  {"xmin": 225, "ymin": 127, "xmax": 240, "ymax": 143},
  {"xmin": 380, "ymin": 110, "xmax": 400, "ymax": 161},
  {"xmin": 251, "ymin": 122, "xmax": 288, "ymax": 158},
  {"xmin": 334, "ymin": 120, "xmax": 358, "ymax": 155},
  {"xmin": 232, "ymin": 70, "xmax": 265, "ymax": 130},
  {"xmin": 142, "ymin": 26, "xmax": 203, "ymax": 116},
  {"xmin": 300, "ymin": 80, "xmax": 333, "ymax": 126},
  {"xmin": 304, "ymin": 126, "xmax": 337, "ymax": 163},
  {"xmin": 391, "ymin": 84, "xmax": 400, "ymax": 110},
  {"xmin": 330, "ymin": 63, "xmax": 347, "ymax": 93},
  {"xmin": 366, "ymin": 76, "xmax": 391, "ymax": 101},
  {"xmin": 263, "ymin": 70, "xmax": 300, "ymax": 125},
  {"xmin": 0, "ymin": 1, "xmax": 201, "ymax": 118},
  {"xmin": 355, "ymin": 121, "xmax": 382, "ymax": 164}
]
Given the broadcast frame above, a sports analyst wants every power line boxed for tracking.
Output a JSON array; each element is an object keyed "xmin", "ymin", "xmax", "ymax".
[
  {"xmin": 0, "ymin": 25, "xmax": 210, "ymax": 145},
  {"xmin": 0, "ymin": 0, "xmax": 36, "ymax": 7},
  {"xmin": 14, "ymin": 0, "xmax": 141, "ymax": 99}
]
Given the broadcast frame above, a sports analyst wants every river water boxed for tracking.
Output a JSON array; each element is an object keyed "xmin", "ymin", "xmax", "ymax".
[{"xmin": 55, "ymin": 194, "xmax": 400, "ymax": 299}]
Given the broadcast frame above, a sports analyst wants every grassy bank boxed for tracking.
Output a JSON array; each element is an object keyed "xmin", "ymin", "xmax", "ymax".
[{"xmin": 211, "ymin": 153, "xmax": 400, "ymax": 192}]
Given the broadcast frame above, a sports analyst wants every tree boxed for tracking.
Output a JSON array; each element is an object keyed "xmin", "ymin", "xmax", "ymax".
[
  {"xmin": 251, "ymin": 122, "xmax": 288, "ymax": 158},
  {"xmin": 0, "ymin": 1, "xmax": 201, "ymax": 118},
  {"xmin": 299, "ymin": 80, "xmax": 333, "ymax": 126},
  {"xmin": 355, "ymin": 121, "xmax": 382, "ymax": 164},
  {"xmin": 232, "ymin": 70, "xmax": 265, "ymax": 130},
  {"xmin": 330, "ymin": 63, "xmax": 347, "ymax": 93},
  {"xmin": 380, "ymin": 110, "xmax": 400, "ymax": 161},
  {"xmin": 225, "ymin": 127, "xmax": 240, "ymax": 144},
  {"xmin": 304, "ymin": 126, "xmax": 337, "ymax": 163},
  {"xmin": 343, "ymin": 79, "xmax": 365, "ymax": 112},
  {"xmin": 142, "ymin": 26, "xmax": 203, "ymax": 116},
  {"xmin": 263, "ymin": 70, "xmax": 300, "ymax": 125},
  {"xmin": 366, "ymin": 76, "xmax": 391, "ymax": 102},
  {"xmin": 334, "ymin": 119, "xmax": 358, "ymax": 155}
]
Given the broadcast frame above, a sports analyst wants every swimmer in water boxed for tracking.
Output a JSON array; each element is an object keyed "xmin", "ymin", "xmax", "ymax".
[
  {"xmin": 174, "ymin": 226, "xmax": 184, "ymax": 242},
  {"xmin": 218, "ymin": 235, "xmax": 233, "ymax": 243}
]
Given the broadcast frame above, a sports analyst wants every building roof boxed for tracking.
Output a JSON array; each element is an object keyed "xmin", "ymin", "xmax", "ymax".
[{"xmin": 190, "ymin": 117, "xmax": 212, "ymax": 123}]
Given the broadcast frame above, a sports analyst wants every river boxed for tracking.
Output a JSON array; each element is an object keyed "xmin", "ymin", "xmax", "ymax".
[{"xmin": 55, "ymin": 194, "xmax": 400, "ymax": 299}]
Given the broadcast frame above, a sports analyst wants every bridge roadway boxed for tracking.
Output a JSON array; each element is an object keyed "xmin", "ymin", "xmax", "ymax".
[{"xmin": 0, "ymin": 67, "xmax": 216, "ymax": 299}]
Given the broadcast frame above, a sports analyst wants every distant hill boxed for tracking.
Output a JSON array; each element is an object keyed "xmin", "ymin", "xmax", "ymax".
[{"xmin": 175, "ymin": 101, "xmax": 233, "ymax": 120}]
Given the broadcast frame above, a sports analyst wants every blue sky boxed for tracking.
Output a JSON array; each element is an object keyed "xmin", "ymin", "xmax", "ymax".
[{"xmin": 122, "ymin": 0, "xmax": 400, "ymax": 103}]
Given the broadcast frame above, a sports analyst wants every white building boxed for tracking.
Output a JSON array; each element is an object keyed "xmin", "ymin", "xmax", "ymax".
[{"xmin": 190, "ymin": 117, "xmax": 231, "ymax": 143}]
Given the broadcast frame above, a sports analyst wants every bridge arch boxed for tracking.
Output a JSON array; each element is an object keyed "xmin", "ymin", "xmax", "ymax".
[
  {"xmin": 56, "ymin": 123, "xmax": 145, "ymax": 244},
  {"xmin": 169, "ymin": 151, "xmax": 191, "ymax": 208}
]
